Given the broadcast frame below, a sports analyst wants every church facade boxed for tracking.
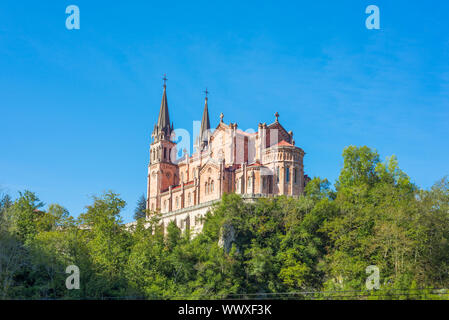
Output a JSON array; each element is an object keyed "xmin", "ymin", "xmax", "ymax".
[{"xmin": 146, "ymin": 81, "xmax": 309, "ymax": 235}]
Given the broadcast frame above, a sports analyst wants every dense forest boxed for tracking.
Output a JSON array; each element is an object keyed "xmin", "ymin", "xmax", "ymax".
[{"xmin": 1, "ymin": 146, "xmax": 448, "ymax": 300}]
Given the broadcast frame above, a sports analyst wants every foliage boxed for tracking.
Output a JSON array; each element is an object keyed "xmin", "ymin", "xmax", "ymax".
[
  {"xmin": 133, "ymin": 195, "xmax": 147, "ymax": 221},
  {"xmin": 1, "ymin": 146, "xmax": 449, "ymax": 300}
]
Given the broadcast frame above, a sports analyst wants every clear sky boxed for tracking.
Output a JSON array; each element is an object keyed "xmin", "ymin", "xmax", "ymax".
[{"xmin": 1, "ymin": 1, "xmax": 448, "ymax": 222}]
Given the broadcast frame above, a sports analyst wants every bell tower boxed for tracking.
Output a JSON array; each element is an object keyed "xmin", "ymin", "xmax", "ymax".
[{"xmin": 147, "ymin": 76, "xmax": 178, "ymax": 213}]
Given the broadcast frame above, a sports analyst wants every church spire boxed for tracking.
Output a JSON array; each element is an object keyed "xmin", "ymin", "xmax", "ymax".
[
  {"xmin": 153, "ymin": 75, "xmax": 173, "ymax": 141},
  {"xmin": 199, "ymin": 89, "xmax": 211, "ymax": 148}
]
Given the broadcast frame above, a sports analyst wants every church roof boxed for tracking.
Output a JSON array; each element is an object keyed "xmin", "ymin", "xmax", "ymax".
[
  {"xmin": 248, "ymin": 162, "xmax": 263, "ymax": 168},
  {"xmin": 275, "ymin": 140, "xmax": 295, "ymax": 147}
]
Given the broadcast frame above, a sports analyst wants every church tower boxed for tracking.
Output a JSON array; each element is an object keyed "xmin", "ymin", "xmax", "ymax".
[{"xmin": 147, "ymin": 77, "xmax": 178, "ymax": 213}]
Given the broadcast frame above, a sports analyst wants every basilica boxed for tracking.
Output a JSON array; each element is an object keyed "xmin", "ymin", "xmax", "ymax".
[{"xmin": 146, "ymin": 80, "xmax": 309, "ymax": 235}]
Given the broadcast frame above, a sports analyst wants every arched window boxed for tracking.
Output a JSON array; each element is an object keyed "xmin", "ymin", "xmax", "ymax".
[
  {"xmin": 286, "ymin": 167, "xmax": 290, "ymax": 182},
  {"xmin": 205, "ymin": 183, "xmax": 208, "ymax": 195},
  {"xmin": 164, "ymin": 200, "xmax": 167, "ymax": 211},
  {"xmin": 211, "ymin": 180, "xmax": 214, "ymax": 192}
]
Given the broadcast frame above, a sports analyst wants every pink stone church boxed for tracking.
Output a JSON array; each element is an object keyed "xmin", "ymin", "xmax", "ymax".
[{"xmin": 146, "ymin": 81, "xmax": 309, "ymax": 235}]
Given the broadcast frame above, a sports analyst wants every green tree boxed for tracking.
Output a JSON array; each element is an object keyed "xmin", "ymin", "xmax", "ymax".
[
  {"xmin": 412, "ymin": 177, "xmax": 449, "ymax": 288},
  {"xmin": 323, "ymin": 146, "xmax": 419, "ymax": 295},
  {"xmin": 336, "ymin": 145, "xmax": 380, "ymax": 189},
  {"xmin": 78, "ymin": 191, "xmax": 131, "ymax": 297},
  {"xmin": 0, "ymin": 221, "xmax": 27, "ymax": 299},
  {"xmin": 305, "ymin": 177, "xmax": 334, "ymax": 200},
  {"xmin": 133, "ymin": 194, "xmax": 147, "ymax": 221},
  {"xmin": 10, "ymin": 191, "xmax": 44, "ymax": 244},
  {"xmin": 0, "ymin": 193, "xmax": 13, "ymax": 217}
]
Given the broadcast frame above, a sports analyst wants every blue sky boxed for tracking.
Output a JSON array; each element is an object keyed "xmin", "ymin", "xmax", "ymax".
[{"xmin": 1, "ymin": 1, "xmax": 448, "ymax": 222}]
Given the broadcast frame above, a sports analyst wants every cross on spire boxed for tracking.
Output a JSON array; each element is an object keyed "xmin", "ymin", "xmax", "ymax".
[
  {"xmin": 162, "ymin": 74, "xmax": 168, "ymax": 87},
  {"xmin": 204, "ymin": 88, "xmax": 209, "ymax": 98},
  {"xmin": 275, "ymin": 112, "xmax": 280, "ymax": 122}
]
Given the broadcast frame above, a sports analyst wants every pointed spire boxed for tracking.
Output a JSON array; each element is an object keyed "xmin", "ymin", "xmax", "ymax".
[
  {"xmin": 201, "ymin": 89, "xmax": 211, "ymax": 135},
  {"xmin": 158, "ymin": 76, "xmax": 170, "ymax": 130},
  {"xmin": 199, "ymin": 89, "xmax": 211, "ymax": 148},
  {"xmin": 153, "ymin": 74, "xmax": 172, "ymax": 141}
]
